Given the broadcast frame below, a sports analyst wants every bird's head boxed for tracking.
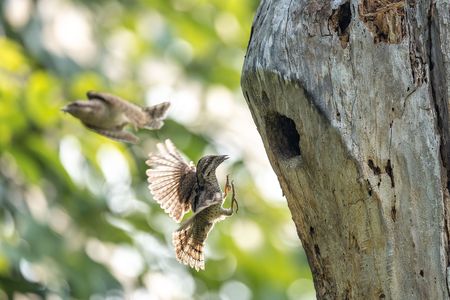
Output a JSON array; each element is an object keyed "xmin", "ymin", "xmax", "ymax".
[
  {"xmin": 196, "ymin": 155, "xmax": 228, "ymax": 178},
  {"xmin": 61, "ymin": 101, "xmax": 96, "ymax": 118}
]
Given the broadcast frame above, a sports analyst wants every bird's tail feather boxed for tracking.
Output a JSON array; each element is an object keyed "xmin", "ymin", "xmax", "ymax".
[
  {"xmin": 172, "ymin": 220, "xmax": 205, "ymax": 271},
  {"xmin": 143, "ymin": 102, "xmax": 170, "ymax": 129}
]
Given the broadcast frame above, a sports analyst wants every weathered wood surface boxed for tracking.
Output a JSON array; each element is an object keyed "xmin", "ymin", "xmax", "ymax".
[{"xmin": 241, "ymin": 1, "xmax": 450, "ymax": 299}]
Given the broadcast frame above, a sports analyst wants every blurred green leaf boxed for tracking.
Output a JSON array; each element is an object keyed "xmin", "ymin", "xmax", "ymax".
[{"xmin": 0, "ymin": 0, "xmax": 314, "ymax": 299}]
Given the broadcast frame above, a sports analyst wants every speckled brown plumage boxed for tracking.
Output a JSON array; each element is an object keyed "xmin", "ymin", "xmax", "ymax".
[
  {"xmin": 62, "ymin": 91, "xmax": 170, "ymax": 143},
  {"xmin": 146, "ymin": 139, "xmax": 238, "ymax": 270}
]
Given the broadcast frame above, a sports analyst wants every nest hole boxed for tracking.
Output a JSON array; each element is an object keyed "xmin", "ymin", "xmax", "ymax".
[
  {"xmin": 329, "ymin": 1, "xmax": 352, "ymax": 48},
  {"xmin": 337, "ymin": 2, "xmax": 352, "ymax": 33},
  {"xmin": 265, "ymin": 112, "xmax": 301, "ymax": 160}
]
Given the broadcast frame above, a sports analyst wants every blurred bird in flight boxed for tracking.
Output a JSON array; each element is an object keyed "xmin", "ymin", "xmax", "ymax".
[
  {"xmin": 62, "ymin": 91, "xmax": 170, "ymax": 143},
  {"xmin": 146, "ymin": 139, "xmax": 238, "ymax": 271}
]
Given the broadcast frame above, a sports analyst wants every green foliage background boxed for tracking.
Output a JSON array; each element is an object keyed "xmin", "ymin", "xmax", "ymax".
[{"xmin": 0, "ymin": 0, "xmax": 314, "ymax": 299}]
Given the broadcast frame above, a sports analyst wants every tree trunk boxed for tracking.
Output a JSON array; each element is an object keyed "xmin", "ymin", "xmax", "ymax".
[{"xmin": 241, "ymin": 0, "xmax": 450, "ymax": 299}]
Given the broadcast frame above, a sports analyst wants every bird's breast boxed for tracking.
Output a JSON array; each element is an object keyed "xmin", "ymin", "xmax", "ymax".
[{"xmin": 197, "ymin": 204, "xmax": 228, "ymax": 223}]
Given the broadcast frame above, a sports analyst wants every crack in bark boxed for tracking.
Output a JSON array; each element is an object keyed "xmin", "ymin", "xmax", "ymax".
[
  {"xmin": 398, "ymin": 86, "xmax": 417, "ymax": 119},
  {"xmin": 427, "ymin": 1, "xmax": 450, "ymax": 297},
  {"xmin": 405, "ymin": 2, "xmax": 426, "ymax": 87},
  {"xmin": 385, "ymin": 159, "xmax": 394, "ymax": 188},
  {"xmin": 284, "ymin": 0, "xmax": 294, "ymax": 75}
]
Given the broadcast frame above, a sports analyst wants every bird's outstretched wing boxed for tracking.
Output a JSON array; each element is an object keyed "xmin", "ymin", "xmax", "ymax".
[
  {"xmin": 87, "ymin": 91, "xmax": 125, "ymax": 107},
  {"xmin": 87, "ymin": 90, "xmax": 142, "ymax": 121},
  {"xmin": 85, "ymin": 125, "xmax": 139, "ymax": 144},
  {"xmin": 146, "ymin": 139, "xmax": 196, "ymax": 222}
]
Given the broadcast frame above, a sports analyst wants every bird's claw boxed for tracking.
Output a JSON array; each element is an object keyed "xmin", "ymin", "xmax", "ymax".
[
  {"xmin": 223, "ymin": 175, "xmax": 238, "ymax": 213},
  {"xmin": 231, "ymin": 181, "xmax": 239, "ymax": 213}
]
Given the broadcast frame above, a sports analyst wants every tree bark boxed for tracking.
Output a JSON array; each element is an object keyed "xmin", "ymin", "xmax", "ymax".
[{"xmin": 241, "ymin": 0, "xmax": 450, "ymax": 299}]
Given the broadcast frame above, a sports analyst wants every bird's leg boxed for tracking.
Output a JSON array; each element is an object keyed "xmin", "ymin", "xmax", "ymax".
[
  {"xmin": 222, "ymin": 180, "xmax": 238, "ymax": 216},
  {"xmin": 230, "ymin": 181, "xmax": 239, "ymax": 213},
  {"xmin": 223, "ymin": 174, "xmax": 232, "ymax": 198}
]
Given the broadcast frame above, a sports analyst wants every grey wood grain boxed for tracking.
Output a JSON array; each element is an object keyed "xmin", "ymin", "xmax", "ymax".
[{"xmin": 241, "ymin": 1, "xmax": 450, "ymax": 298}]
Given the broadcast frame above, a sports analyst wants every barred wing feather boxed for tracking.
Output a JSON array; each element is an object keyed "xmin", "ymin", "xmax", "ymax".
[{"xmin": 146, "ymin": 139, "xmax": 196, "ymax": 222}]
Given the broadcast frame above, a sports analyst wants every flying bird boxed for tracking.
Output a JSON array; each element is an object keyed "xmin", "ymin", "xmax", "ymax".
[
  {"xmin": 146, "ymin": 139, "xmax": 238, "ymax": 271},
  {"xmin": 62, "ymin": 91, "xmax": 170, "ymax": 143}
]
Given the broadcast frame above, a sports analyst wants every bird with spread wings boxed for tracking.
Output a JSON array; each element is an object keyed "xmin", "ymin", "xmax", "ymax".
[
  {"xmin": 62, "ymin": 91, "xmax": 170, "ymax": 143},
  {"xmin": 146, "ymin": 139, "xmax": 238, "ymax": 271}
]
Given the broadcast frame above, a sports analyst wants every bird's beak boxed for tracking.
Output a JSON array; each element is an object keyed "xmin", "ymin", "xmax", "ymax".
[
  {"xmin": 218, "ymin": 155, "xmax": 229, "ymax": 163},
  {"xmin": 61, "ymin": 102, "xmax": 80, "ymax": 113}
]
